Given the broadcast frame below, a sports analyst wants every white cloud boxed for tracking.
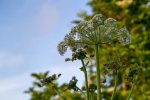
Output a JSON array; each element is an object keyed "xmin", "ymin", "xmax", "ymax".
[{"xmin": 0, "ymin": 52, "xmax": 24, "ymax": 68}]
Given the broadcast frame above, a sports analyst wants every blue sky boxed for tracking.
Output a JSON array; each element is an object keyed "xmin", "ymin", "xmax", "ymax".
[{"xmin": 0, "ymin": 0, "xmax": 91, "ymax": 99}]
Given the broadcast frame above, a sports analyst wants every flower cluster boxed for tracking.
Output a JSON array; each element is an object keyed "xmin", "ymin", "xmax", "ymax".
[
  {"xmin": 65, "ymin": 49, "xmax": 87, "ymax": 62},
  {"xmin": 57, "ymin": 14, "xmax": 131, "ymax": 55},
  {"xmin": 125, "ymin": 64, "xmax": 139, "ymax": 83},
  {"xmin": 103, "ymin": 58, "xmax": 122, "ymax": 75},
  {"xmin": 40, "ymin": 73, "xmax": 61, "ymax": 85},
  {"xmin": 68, "ymin": 76, "xmax": 79, "ymax": 91}
]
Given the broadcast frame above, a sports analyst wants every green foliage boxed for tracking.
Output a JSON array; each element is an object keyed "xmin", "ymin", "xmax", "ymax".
[
  {"xmin": 80, "ymin": 0, "xmax": 150, "ymax": 99},
  {"xmin": 25, "ymin": 71, "xmax": 85, "ymax": 100}
]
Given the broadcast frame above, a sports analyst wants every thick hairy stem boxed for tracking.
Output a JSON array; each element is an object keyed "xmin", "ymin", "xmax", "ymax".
[
  {"xmin": 111, "ymin": 74, "xmax": 118, "ymax": 100},
  {"xmin": 95, "ymin": 44, "xmax": 101, "ymax": 100},
  {"xmin": 81, "ymin": 59, "xmax": 90, "ymax": 100},
  {"xmin": 126, "ymin": 82, "xmax": 134, "ymax": 100}
]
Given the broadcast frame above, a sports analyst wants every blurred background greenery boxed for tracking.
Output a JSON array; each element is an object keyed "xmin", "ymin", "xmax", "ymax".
[{"xmin": 25, "ymin": 0, "xmax": 150, "ymax": 100}]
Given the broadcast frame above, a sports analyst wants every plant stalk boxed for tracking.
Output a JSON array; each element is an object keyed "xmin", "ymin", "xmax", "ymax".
[
  {"xmin": 111, "ymin": 74, "xmax": 118, "ymax": 100},
  {"xmin": 81, "ymin": 59, "xmax": 90, "ymax": 100},
  {"xmin": 95, "ymin": 44, "xmax": 101, "ymax": 100},
  {"xmin": 126, "ymin": 82, "xmax": 134, "ymax": 100}
]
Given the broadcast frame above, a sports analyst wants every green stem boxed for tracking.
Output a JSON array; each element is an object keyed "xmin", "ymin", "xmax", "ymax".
[
  {"xmin": 95, "ymin": 44, "xmax": 101, "ymax": 100},
  {"xmin": 111, "ymin": 74, "xmax": 118, "ymax": 100},
  {"xmin": 126, "ymin": 82, "xmax": 134, "ymax": 100},
  {"xmin": 90, "ymin": 92, "xmax": 94, "ymax": 100},
  {"xmin": 81, "ymin": 59, "xmax": 90, "ymax": 100}
]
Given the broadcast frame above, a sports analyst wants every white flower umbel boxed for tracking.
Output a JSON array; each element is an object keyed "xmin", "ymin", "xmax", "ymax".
[
  {"xmin": 58, "ymin": 14, "xmax": 131, "ymax": 55},
  {"xmin": 57, "ymin": 14, "xmax": 131, "ymax": 100}
]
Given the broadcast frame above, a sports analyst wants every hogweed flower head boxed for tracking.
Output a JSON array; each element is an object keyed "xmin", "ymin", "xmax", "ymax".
[
  {"xmin": 57, "ymin": 14, "xmax": 131, "ymax": 55},
  {"xmin": 103, "ymin": 57, "xmax": 123, "ymax": 75},
  {"xmin": 125, "ymin": 63, "xmax": 140, "ymax": 83}
]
